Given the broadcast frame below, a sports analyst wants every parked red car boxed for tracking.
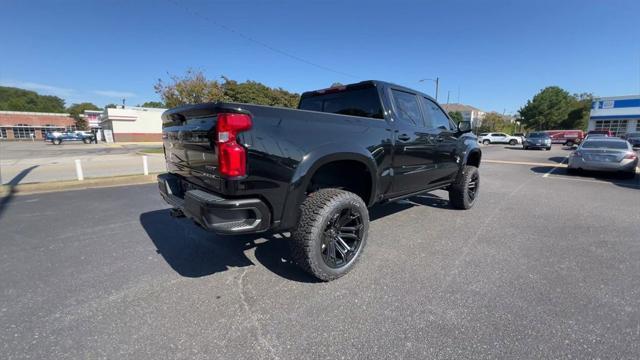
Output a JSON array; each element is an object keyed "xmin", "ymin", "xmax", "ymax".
[{"xmin": 544, "ymin": 130, "xmax": 584, "ymax": 146}]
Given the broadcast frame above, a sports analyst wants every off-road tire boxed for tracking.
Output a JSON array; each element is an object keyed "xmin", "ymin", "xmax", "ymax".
[
  {"xmin": 290, "ymin": 188, "xmax": 369, "ymax": 281},
  {"xmin": 449, "ymin": 165, "xmax": 480, "ymax": 210}
]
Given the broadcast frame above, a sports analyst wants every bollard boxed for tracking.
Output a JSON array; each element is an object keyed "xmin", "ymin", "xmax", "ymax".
[
  {"xmin": 142, "ymin": 155, "xmax": 149, "ymax": 175},
  {"xmin": 74, "ymin": 159, "xmax": 84, "ymax": 181}
]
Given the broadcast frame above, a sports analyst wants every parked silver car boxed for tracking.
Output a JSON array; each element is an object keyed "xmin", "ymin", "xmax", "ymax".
[{"xmin": 567, "ymin": 138, "xmax": 638, "ymax": 178}]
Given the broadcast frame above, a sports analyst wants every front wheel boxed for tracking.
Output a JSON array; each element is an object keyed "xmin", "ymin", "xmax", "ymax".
[
  {"xmin": 482, "ymin": 139, "xmax": 490, "ymax": 145},
  {"xmin": 53, "ymin": 139, "xmax": 62, "ymax": 145},
  {"xmin": 290, "ymin": 189, "xmax": 369, "ymax": 281},
  {"xmin": 449, "ymin": 165, "xmax": 480, "ymax": 210},
  {"xmin": 83, "ymin": 138, "xmax": 91, "ymax": 144}
]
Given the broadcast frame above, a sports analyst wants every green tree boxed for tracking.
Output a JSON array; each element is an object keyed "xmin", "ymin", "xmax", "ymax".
[
  {"xmin": 0, "ymin": 86, "xmax": 66, "ymax": 112},
  {"xmin": 330, "ymin": 82, "xmax": 344, "ymax": 87},
  {"xmin": 154, "ymin": 70, "xmax": 300, "ymax": 109},
  {"xmin": 154, "ymin": 69, "xmax": 226, "ymax": 108},
  {"xmin": 67, "ymin": 102, "xmax": 100, "ymax": 130},
  {"xmin": 448, "ymin": 111, "xmax": 463, "ymax": 123},
  {"xmin": 139, "ymin": 101, "xmax": 165, "ymax": 108},
  {"xmin": 518, "ymin": 86, "xmax": 575, "ymax": 130},
  {"xmin": 478, "ymin": 112, "xmax": 512, "ymax": 133},
  {"xmin": 105, "ymin": 103, "xmax": 118, "ymax": 109}
]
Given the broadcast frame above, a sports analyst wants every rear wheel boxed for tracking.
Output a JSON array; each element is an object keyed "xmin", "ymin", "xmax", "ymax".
[
  {"xmin": 509, "ymin": 139, "xmax": 517, "ymax": 145},
  {"xmin": 290, "ymin": 189, "xmax": 369, "ymax": 281},
  {"xmin": 83, "ymin": 138, "xmax": 91, "ymax": 144},
  {"xmin": 449, "ymin": 165, "xmax": 479, "ymax": 210},
  {"xmin": 53, "ymin": 138, "xmax": 61, "ymax": 145}
]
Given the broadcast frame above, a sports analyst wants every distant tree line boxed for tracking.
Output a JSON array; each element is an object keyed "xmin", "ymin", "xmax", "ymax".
[
  {"xmin": 154, "ymin": 69, "xmax": 300, "ymax": 108},
  {"xmin": 518, "ymin": 86, "xmax": 592, "ymax": 131},
  {"xmin": 0, "ymin": 87, "xmax": 66, "ymax": 113}
]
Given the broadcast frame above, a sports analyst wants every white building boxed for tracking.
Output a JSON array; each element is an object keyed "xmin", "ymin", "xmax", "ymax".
[
  {"xmin": 100, "ymin": 105, "xmax": 166, "ymax": 142},
  {"xmin": 589, "ymin": 95, "xmax": 640, "ymax": 136},
  {"xmin": 441, "ymin": 103, "xmax": 486, "ymax": 127}
]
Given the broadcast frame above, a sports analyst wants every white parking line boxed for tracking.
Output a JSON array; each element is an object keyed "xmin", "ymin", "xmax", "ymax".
[{"xmin": 542, "ymin": 155, "xmax": 570, "ymax": 178}]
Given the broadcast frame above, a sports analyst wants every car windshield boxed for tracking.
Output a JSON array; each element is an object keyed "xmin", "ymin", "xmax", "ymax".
[
  {"xmin": 626, "ymin": 132, "xmax": 640, "ymax": 139},
  {"xmin": 581, "ymin": 140, "xmax": 628, "ymax": 149},
  {"xmin": 527, "ymin": 132, "xmax": 548, "ymax": 138}
]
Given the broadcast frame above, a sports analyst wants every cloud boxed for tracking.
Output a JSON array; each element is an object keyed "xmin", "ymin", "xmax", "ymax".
[
  {"xmin": 0, "ymin": 80, "xmax": 75, "ymax": 97},
  {"xmin": 92, "ymin": 90, "xmax": 137, "ymax": 98}
]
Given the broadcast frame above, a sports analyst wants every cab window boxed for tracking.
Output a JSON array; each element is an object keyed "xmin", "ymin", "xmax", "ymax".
[{"xmin": 391, "ymin": 89, "xmax": 424, "ymax": 127}]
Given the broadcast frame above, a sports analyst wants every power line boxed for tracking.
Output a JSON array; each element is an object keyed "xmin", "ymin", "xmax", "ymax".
[{"xmin": 166, "ymin": 0, "xmax": 359, "ymax": 79}]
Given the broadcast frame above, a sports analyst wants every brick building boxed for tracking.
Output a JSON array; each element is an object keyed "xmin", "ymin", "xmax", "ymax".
[{"xmin": 0, "ymin": 111, "xmax": 76, "ymax": 140}]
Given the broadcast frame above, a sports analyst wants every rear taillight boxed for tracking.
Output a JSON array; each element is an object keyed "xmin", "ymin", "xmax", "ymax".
[
  {"xmin": 216, "ymin": 113, "xmax": 252, "ymax": 177},
  {"xmin": 623, "ymin": 152, "xmax": 638, "ymax": 160}
]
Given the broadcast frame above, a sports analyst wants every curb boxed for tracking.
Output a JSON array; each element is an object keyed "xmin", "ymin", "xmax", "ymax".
[{"xmin": 0, "ymin": 173, "xmax": 160, "ymax": 197}]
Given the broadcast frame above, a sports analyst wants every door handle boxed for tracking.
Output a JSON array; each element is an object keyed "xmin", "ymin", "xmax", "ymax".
[{"xmin": 397, "ymin": 134, "xmax": 411, "ymax": 141}]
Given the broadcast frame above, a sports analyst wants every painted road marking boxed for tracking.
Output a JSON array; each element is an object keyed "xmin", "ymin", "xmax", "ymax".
[
  {"xmin": 543, "ymin": 155, "xmax": 570, "ymax": 178},
  {"xmin": 483, "ymin": 159, "xmax": 567, "ymax": 167}
]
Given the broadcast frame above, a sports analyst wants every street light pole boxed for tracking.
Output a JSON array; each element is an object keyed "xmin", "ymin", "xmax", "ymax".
[{"xmin": 419, "ymin": 77, "xmax": 439, "ymax": 101}]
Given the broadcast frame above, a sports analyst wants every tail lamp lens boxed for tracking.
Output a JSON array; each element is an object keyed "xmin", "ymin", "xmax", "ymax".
[
  {"xmin": 216, "ymin": 113, "xmax": 252, "ymax": 177},
  {"xmin": 624, "ymin": 152, "xmax": 637, "ymax": 160}
]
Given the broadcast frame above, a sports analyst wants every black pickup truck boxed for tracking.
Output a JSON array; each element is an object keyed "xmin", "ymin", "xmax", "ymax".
[{"xmin": 158, "ymin": 80, "xmax": 481, "ymax": 281}]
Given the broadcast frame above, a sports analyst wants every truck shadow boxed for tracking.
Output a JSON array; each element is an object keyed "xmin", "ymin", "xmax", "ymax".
[
  {"xmin": 140, "ymin": 193, "xmax": 452, "ymax": 283},
  {"xmin": 140, "ymin": 209, "xmax": 319, "ymax": 283}
]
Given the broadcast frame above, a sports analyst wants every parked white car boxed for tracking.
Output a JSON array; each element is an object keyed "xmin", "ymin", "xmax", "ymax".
[{"xmin": 478, "ymin": 132, "xmax": 522, "ymax": 145}]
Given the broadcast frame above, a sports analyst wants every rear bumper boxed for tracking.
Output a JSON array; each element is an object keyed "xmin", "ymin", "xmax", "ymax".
[
  {"xmin": 568, "ymin": 158, "xmax": 638, "ymax": 172},
  {"xmin": 158, "ymin": 173, "xmax": 271, "ymax": 234}
]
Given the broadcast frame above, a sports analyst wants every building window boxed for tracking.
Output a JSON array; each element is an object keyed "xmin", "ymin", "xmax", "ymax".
[
  {"xmin": 636, "ymin": 121, "xmax": 640, "ymax": 132},
  {"xmin": 594, "ymin": 119, "xmax": 628, "ymax": 136},
  {"xmin": 0, "ymin": 128, "xmax": 6, "ymax": 139},
  {"xmin": 12, "ymin": 124, "xmax": 36, "ymax": 139}
]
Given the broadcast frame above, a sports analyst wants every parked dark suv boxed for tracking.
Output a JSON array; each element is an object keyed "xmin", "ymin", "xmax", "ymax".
[{"xmin": 523, "ymin": 132, "xmax": 552, "ymax": 150}]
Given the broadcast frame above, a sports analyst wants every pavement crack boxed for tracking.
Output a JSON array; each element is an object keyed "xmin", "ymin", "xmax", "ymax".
[{"xmin": 238, "ymin": 267, "xmax": 279, "ymax": 360}]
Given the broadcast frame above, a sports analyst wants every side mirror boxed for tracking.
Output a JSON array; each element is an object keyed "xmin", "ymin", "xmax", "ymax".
[{"xmin": 457, "ymin": 121, "xmax": 471, "ymax": 133}]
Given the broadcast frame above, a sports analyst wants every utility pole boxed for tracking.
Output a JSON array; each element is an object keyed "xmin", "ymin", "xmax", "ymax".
[{"xmin": 446, "ymin": 90, "xmax": 450, "ymax": 104}]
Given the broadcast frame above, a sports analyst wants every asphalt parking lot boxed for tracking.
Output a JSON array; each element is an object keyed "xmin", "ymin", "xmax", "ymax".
[{"xmin": 1, "ymin": 145, "xmax": 639, "ymax": 359}]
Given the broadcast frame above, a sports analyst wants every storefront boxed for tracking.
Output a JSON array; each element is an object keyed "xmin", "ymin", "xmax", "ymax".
[
  {"xmin": 0, "ymin": 111, "xmax": 76, "ymax": 140},
  {"xmin": 589, "ymin": 96, "xmax": 640, "ymax": 136}
]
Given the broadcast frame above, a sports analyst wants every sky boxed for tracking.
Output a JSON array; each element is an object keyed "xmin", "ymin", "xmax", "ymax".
[{"xmin": 1, "ymin": 0, "xmax": 639, "ymax": 114}]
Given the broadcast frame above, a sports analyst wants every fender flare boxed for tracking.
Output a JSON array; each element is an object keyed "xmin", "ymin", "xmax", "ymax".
[{"xmin": 278, "ymin": 143, "xmax": 378, "ymax": 230}]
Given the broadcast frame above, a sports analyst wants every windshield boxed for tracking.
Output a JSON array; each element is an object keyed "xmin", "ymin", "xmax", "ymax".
[
  {"xmin": 581, "ymin": 140, "xmax": 628, "ymax": 149},
  {"xmin": 298, "ymin": 85, "xmax": 384, "ymax": 119},
  {"xmin": 527, "ymin": 132, "xmax": 548, "ymax": 138},
  {"xmin": 626, "ymin": 132, "xmax": 640, "ymax": 138}
]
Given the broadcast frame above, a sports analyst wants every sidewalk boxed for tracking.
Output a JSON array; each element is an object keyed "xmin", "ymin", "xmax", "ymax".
[{"xmin": 1, "ymin": 153, "xmax": 166, "ymax": 185}]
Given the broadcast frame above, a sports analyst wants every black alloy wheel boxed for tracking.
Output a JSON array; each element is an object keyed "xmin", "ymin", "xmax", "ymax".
[{"xmin": 321, "ymin": 207, "xmax": 364, "ymax": 269}]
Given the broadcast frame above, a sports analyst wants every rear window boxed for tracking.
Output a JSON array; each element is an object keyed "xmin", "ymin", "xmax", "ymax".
[
  {"xmin": 298, "ymin": 86, "xmax": 384, "ymax": 119},
  {"xmin": 582, "ymin": 140, "xmax": 628, "ymax": 149}
]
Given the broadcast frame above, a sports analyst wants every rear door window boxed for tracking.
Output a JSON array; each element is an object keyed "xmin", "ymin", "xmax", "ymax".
[{"xmin": 390, "ymin": 89, "xmax": 425, "ymax": 127}]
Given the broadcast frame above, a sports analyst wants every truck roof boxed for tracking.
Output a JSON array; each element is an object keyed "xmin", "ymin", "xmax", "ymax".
[{"xmin": 301, "ymin": 80, "xmax": 438, "ymax": 102}]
